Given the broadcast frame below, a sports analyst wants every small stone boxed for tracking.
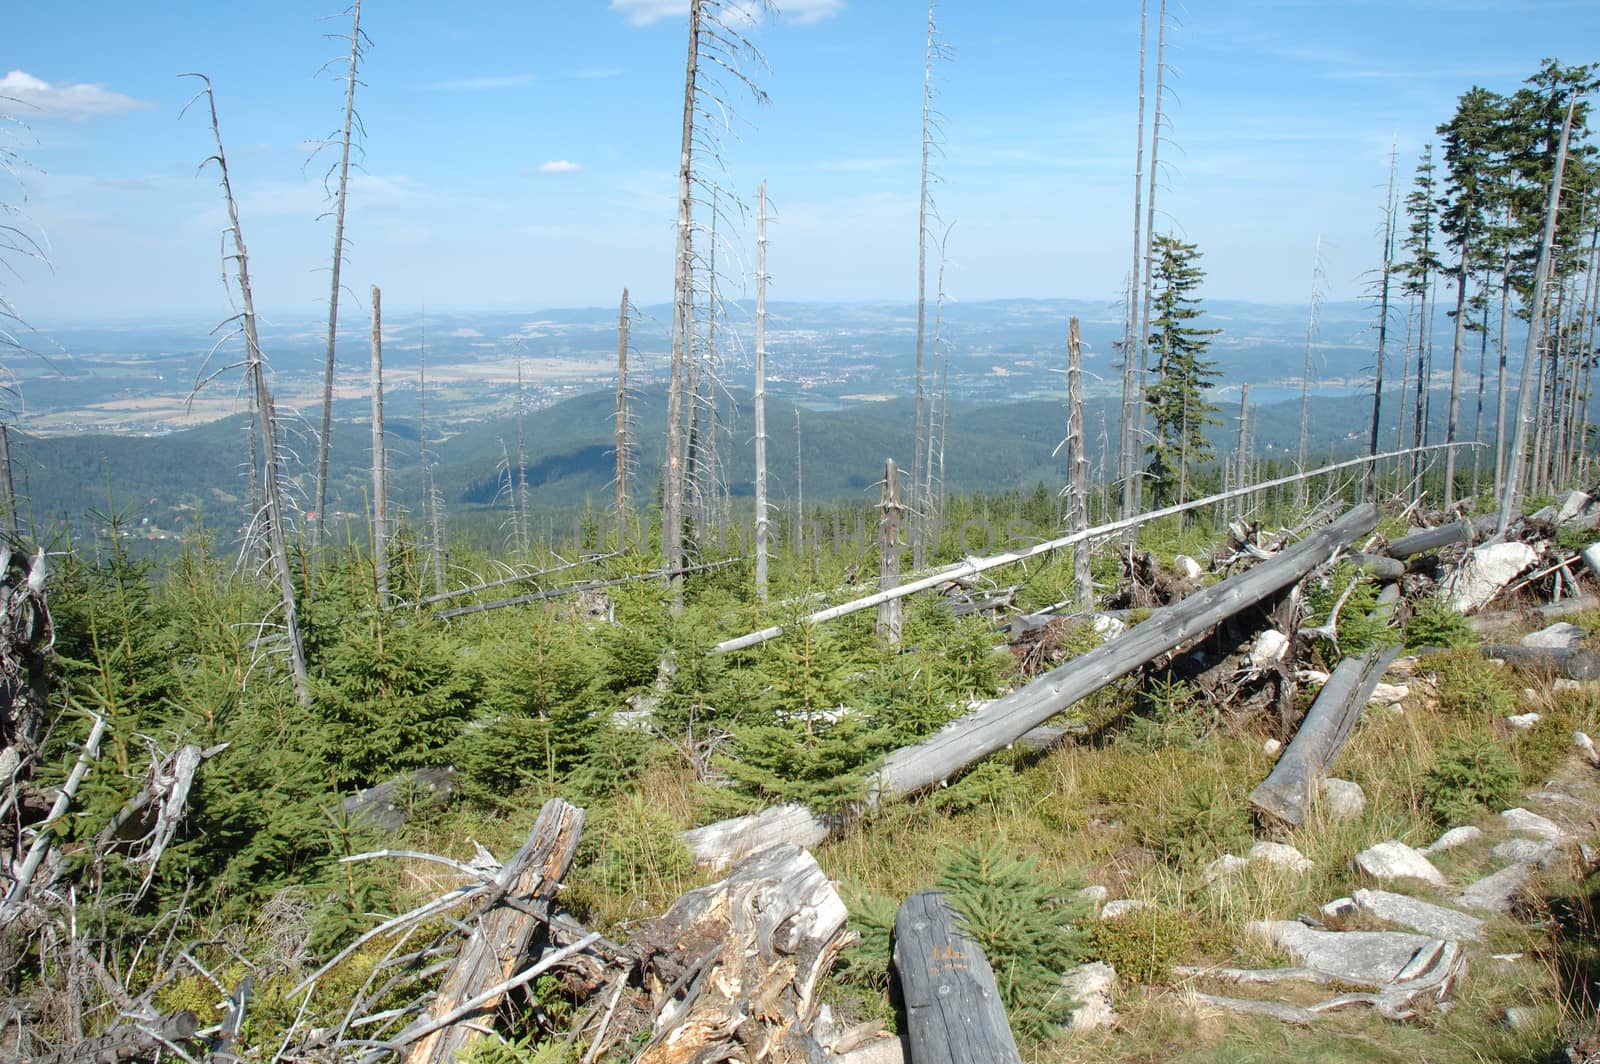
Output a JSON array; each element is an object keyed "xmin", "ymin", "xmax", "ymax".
[
  {"xmin": 1424, "ymin": 826, "xmax": 1484, "ymax": 854},
  {"xmin": 1059, "ymin": 961, "xmax": 1118, "ymax": 1031},
  {"xmin": 1321, "ymin": 896, "xmax": 1357, "ymax": 920},
  {"xmin": 1502, "ymin": 1006, "xmax": 1539, "ymax": 1030},
  {"xmin": 1353, "ymin": 841, "xmax": 1448, "ymax": 889},
  {"xmin": 1262, "ymin": 738, "xmax": 1282, "ymax": 756},
  {"xmin": 1556, "ymin": 678, "xmax": 1584, "ymax": 693},
  {"xmin": 1092, "ymin": 614, "xmax": 1128, "ymax": 639},
  {"xmin": 1522, "ymin": 622, "xmax": 1585, "ymax": 649},
  {"xmin": 1075, "ymin": 885, "xmax": 1109, "ymax": 911},
  {"xmin": 1297, "ymin": 668, "xmax": 1332, "ymax": 686},
  {"xmin": 1576, "ymin": 731, "xmax": 1599, "ymax": 762},
  {"xmin": 1204, "ymin": 854, "xmax": 1249, "ymax": 882},
  {"xmin": 1249, "ymin": 841, "xmax": 1313, "ymax": 874},
  {"xmin": 1352, "ymin": 888, "xmax": 1485, "ymax": 941},
  {"xmin": 1368, "ymin": 682, "xmax": 1410, "ymax": 706},
  {"xmin": 1100, "ymin": 899, "xmax": 1153, "ymax": 920},
  {"xmin": 1456, "ymin": 863, "xmax": 1533, "ymax": 912},
  {"xmin": 1249, "ymin": 629, "xmax": 1290, "ymax": 669},
  {"xmin": 1319, "ymin": 778, "xmax": 1367, "ymax": 821},
  {"xmin": 1490, "ymin": 952, "xmax": 1525, "ymax": 965},
  {"xmin": 1501, "ymin": 807, "xmax": 1567, "ymax": 840},
  {"xmin": 1173, "ymin": 555, "xmax": 1204, "ymax": 581},
  {"xmin": 1505, "ymin": 712, "xmax": 1542, "ymax": 731}
]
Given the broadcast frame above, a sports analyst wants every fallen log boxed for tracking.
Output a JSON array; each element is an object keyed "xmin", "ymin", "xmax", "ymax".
[
  {"xmin": 1349, "ymin": 553, "xmax": 1405, "ymax": 580},
  {"xmin": 1384, "ymin": 515, "xmax": 1498, "ymax": 561},
  {"xmin": 893, "ymin": 891, "xmax": 1022, "ymax": 1064},
  {"xmin": 27, "ymin": 1009, "xmax": 198, "ymax": 1064},
  {"xmin": 1249, "ymin": 645, "xmax": 1400, "ymax": 831},
  {"xmin": 1481, "ymin": 644, "xmax": 1600, "ymax": 681},
  {"xmin": 870, "ymin": 505, "xmax": 1379, "ymax": 803},
  {"xmin": 399, "ymin": 797, "xmax": 586, "ymax": 1064}
]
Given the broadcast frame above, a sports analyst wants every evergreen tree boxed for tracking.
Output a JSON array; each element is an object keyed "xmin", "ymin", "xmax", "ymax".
[
  {"xmin": 1401, "ymin": 144, "xmax": 1443, "ymax": 493},
  {"xmin": 1143, "ymin": 234, "xmax": 1221, "ymax": 507}
]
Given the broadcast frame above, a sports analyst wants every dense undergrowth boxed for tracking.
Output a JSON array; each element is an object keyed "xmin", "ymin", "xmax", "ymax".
[{"xmin": 11, "ymin": 483, "xmax": 1600, "ymax": 1061}]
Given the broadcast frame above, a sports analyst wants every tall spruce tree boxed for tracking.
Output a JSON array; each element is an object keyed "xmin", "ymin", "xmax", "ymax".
[
  {"xmin": 1144, "ymin": 234, "xmax": 1221, "ymax": 507},
  {"xmin": 1401, "ymin": 144, "xmax": 1443, "ymax": 499}
]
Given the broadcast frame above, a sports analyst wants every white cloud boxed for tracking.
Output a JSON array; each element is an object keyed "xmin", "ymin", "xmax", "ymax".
[
  {"xmin": 419, "ymin": 74, "xmax": 535, "ymax": 91},
  {"xmin": 0, "ymin": 69, "xmax": 153, "ymax": 120},
  {"xmin": 610, "ymin": 0, "xmax": 841, "ymax": 26},
  {"xmin": 537, "ymin": 160, "xmax": 583, "ymax": 175}
]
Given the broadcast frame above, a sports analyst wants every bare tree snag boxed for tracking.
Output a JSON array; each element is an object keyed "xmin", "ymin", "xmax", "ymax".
[
  {"xmin": 1235, "ymin": 384, "xmax": 1251, "ymax": 522},
  {"xmin": 1065, "ymin": 317, "xmax": 1091, "ymax": 608},
  {"xmin": 1249, "ymin": 646, "xmax": 1400, "ymax": 831},
  {"xmin": 616, "ymin": 287, "xmax": 630, "ymax": 518},
  {"xmin": 878, "ymin": 458, "xmax": 903, "ymax": 646},
  {"xmin": 871, "ymin": 505, "xmax": 1379, "ymax": 803},
  {"xmin": 893, "ymin": 891, "xmax": 1022, "ymax": 1064},
  {"xmin": 663, "ymin": 0, "xmax": 701, "ymax": 608},
  {"xmin": 313, "ymin": 0, "xmax": 364, "ymax": 545},
  {"xmin": 400, "ymin": 798, "xmax": 585, "ymax": 1064},
  {"xmin": 370, "ymin": 285, "xmax": 388, "ymax": 604},
  {"xmin": 754, "ymin": 183, "xmax": 770, "ymax": 601},
  {"xmin": 1499, "ymin": 94, "xmax": 1578, "ymax": 534},
  {"xmin": 620, "ymin": 843, "xmax": 849, "ymax": 1064},
  {"xmin": 0, "ymin": 425, "xmax": 16, "ymax": 536},
  {"xmin": 1119, "ymin": 0, "xmax": 1150, "ymax": 526},
  {"xmin": 1369, "ymin": 139, "xmax": 1400, "ymax": 495}
]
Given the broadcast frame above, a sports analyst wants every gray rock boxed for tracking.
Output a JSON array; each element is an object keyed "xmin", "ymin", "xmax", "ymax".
[
  {"xmin": 1368, "ymin": 682, "xmax": 1409, "ymax": 706},
  {"xmin": 1352, "ymin": 889, "xmax": 1484, "ymax": 942},
  {"xmin": 1556, "ymin": 490, "xmax": 1598, "ymax": 527},
  {"xmin": 1522, "ymin": 622, "xmax": 1585, "ymax": 649},
  {"xmin": 1261, "ymin": 738, "xmax": 1282, "ymax": 756},
  {"xmin": 1059, "ymin": 961, "xmax": 1118, "ymax": 1031},
  {"xmin": 1173, "ymin": 555, "xmax": 1204, "ymax": 581},
  {"xmin": 1501, "ymin": 807, "xmax": 1567, "ymax": 840},
  {"xmin": 1577, "ymin": 731, "xmax": 1600, "ymax": 763},
  {"xmin": 1505, "ymin": 712, "xmax": 1542, "ymax": 730},
  {"xmin": 1249, "ymin": 841, "xmax": 1313, "ymax": 874},
  {"xmin": 1203, "ymin": 854, "xmax": 1249, "ymax": 882},
  {"xmin": 1321, "ymin": 896, "xmax": 1357, "ymax": 920},
  {"xmin": 1424, "ymin": 826, "xmax": 1484, "ymax": 854},
  {"xmin": 1246, "ymin": 920, "xmax": 1445, "ymax": 985},
  {"xmin": 1455, "ymin": 862, "xmax": 1533, "ymax": 912},
  {"xmin": 1319, "ymin": 778, "xmax": 1367, "ymax": 820},
  {"xmin": 1502, "ymin": 1006, "xmax": 1539, "ymax": 1030},
  {"xmin": 1491, "ymin": 837, "xmax": 1558, "ymax": 865},
  {"xmin": 1075, "ymin": 885, "xmax": 1109, "ymax": 911},
  {"xmin": 1100, "ymin": 899, "xmax": 1152, "ymax": 920},
  {"xmin": 1441, "ymin": 542, "xmax": 1538, "ymax": 613},
  {"xmin": 1353, "ymin": 841, "xmax": 1448, "ymax": 889}
]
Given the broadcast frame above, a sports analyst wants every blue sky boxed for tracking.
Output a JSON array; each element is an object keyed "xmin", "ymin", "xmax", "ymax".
[{"xmin": 4, "ymin": 0, "xmax": 1596, "ymax": 323}]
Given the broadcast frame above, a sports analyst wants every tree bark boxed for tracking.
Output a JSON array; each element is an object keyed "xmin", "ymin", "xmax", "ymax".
[
  {"xmin": 754, "ymin": 186, "xmax": 770, "ymax": 600},
  {"xmin": 616, "ymin": 287, "xmax": 630, "ymax": 518},
  {"xmin": 878, "ymin": 458, "xmax": 902, "ymax": 646},
  {"xmin": 370, "ymin": 285, "xmax": 388, "ymax": 604},
  {"xmin": 894, "ymin": 891, "xmax": 1022, "ymax": 1064}
]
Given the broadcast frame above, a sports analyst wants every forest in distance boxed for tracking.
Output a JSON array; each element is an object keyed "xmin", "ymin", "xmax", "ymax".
[{"xmin": 4, "ymin": 1, "xmax": 1600, "ymax": 1062}]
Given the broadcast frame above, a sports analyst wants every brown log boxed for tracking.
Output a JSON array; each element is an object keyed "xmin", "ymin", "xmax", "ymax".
[
  {"xmin": 1249, "ymin": 645, "xmax": 1400, "ymax": 830},
  {"xmin": 893, "ymin": 891, "xmax": 1022, "ymax": 1064},
  {"xmin": 400, "ymin": 797, "xmax": 585, "ymax": 1064}
]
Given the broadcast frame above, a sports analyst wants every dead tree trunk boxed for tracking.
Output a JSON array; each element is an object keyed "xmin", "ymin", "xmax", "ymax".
[
  {"xmin": 370, "ymin": 285, "xmax": 388, "ymax": 604},
  {"xmin": 0, "ymin": 425, "xmax": 16, "ymax": 536},
  {"xmin": 1119, "ymin": 0, "xmax": 1150, "ymax": 528},
  {"xmin": 1066, "ymin": 317, "xmax": 1091, "ymax": 608},
  {"xmin": 400, "ymin": 798, "xmax": 586, "ymax": 1064},
  {"xmin": 871, "ymin": 505, "xmax": 1379, "ymax": 803},
  {"xmin": 755, "ymin": 184, "xmax": 770, "ymax": 601},
  {"xmin": 894, "ymin": 891, "xmax": 1022, "ymax": 1064},
  {"xmin": 313, "ymin": 0, "xmax": 363, "ymax": 545},
  {"xmin": 878, "ymin": 458, "xmax": 903, "ymax": 646},
  {"xmin": 1499, "ymin": 95, "xmax": 1578, "ymax": 534},
  {"xmin": 1249, "ymin": 646, "xmax": 1400, "ymax": 831},
  {"xmin": 1369, "ymin": 141, "xmax": 1399, "ymax": 495},
  {"xmin": 1235, "ymin": 384, "xmax": 1251, "ymax": 523},
  {"xmin": 616, "ymin": 287, "xmax": 630, "ymax": 518}
]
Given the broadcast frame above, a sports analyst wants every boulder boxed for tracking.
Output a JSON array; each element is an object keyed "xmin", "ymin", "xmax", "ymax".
[
  {"xmin": 1490, "ymin": 837, "xmax": 1558, "ymax": 865},
  {"xmin": 1353, "ymin": 841, "xmax": 1448, "ymax": 889},
  {"xmin": 1368, "ymin": 682, "xmax": 1410, "ymax": 707},
  {"xmin": 1455, "ymin": 862, "xmax": 1533, "ymax": 912},
  {"xmin": 1321, "ymin": 896, "xmax": 1357, "ymax": 920},
  {"xmin": 1500, "ymin": 807, "xmax": 1567, "ymax": 840},
  {"xmin": 1173, "ymin": 555, "xmax": 1204, "ymax": 581},
  {"xmin": 1203, "ymin": 854, "xmax": 1249, "ymax": 882},
  {"xmin": 1505, "ymin": 713, "xmax": 1542, "ymax": 731},
  {"xmin": 1423, "ymin": 826, "xmax": 1483, "ymax": 855},
  {"xmin": 1248, "ymin": 841, "xmax": 1313, "ymax": 874},
  {"xmin": 1351, "ymin": 889, "xmax": 1484, "ymax": 941},
  {"xmin": 1075, "ymin": 885, "xmax": 1109, "ymax": 912},
  {"xmin": 1522, "ymin": 622, "xmax": 1585, "ymax": 649},
  {"xmin": 1248, "ymin": 629, "xmax": 1290, "ymax": 670},
  {"xmin": 1246, "ymin": 921, "xmax": 1449, "ymax": 986},
  {"xmin": 1576, "ymin": 731, "xmax": 1600, "ymax": 764},
  {"xmin": 1100, "ymin": 899, "xmax": 1153, "ymax": 920},
  {"xmin": 1058, "ymin": 962, "xmax": 1118, "ymax": 1031},
  {"xmin": 1440, "ymin": 542, "xmax": 1539, "ymax": 614},
  {"xmin": 1319, "ymin": 778, "xmax": 1367, "ymax": 821}
]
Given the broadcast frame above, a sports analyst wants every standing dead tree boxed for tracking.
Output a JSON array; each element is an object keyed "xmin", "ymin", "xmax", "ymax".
[
  {"xmin": 1062, "ymin": 317, "xmax": 1092, "ymax": 608},
  {"xmin": 754, "ymin": 184, "xmax": 771, "ymax": 600},
  {"xmin": 1129, "ymin": 0, "xmax": 1171, "ymax": 525},
  {"xmin": 1367, "ymin": 139, "xmax": 1401, "ymax": 494},
  {"xmin": 184, "ymin": 75, "xmax": 310, "ymax": 706},
  {"xmin": 1297, "ymin": 237, "xmax": 1324, "ymax": 508},
  {"xmin": 663, "ymin": 0, "xmax": 772, "ymax": 605},
  {"xmin": 912, "ymin": 0, "xmax": 951, "ymax": 570},
  {"xmin": 419, "ymin": 310, "xmax": 445, "ymax": 591},
  {"xmin": 1119, "ymin": 0, "xmax": 1151, "ymax": 530},
  {"xmin": 312, "ymin": 0, "xmax": 367, "ymax": 545},
  {"xmin": 371, "ymin": 284, "xmax": 389, "ymax": 603},
  {"xmin": 615, "ymin": 287, "xmax": 630, "ymax": 519}
]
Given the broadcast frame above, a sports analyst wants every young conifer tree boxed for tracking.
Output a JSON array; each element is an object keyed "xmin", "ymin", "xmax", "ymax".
[{"xmin": 1144, "ymin": 234, "xmax": 1221, "ymax": 508}]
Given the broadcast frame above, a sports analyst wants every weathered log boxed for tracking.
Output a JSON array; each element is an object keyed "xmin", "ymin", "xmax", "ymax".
[
  {"xmin": 400, "ymin": 797, "xmax": 585, "ymax": 1064},
  {"xmin": 892, "ymin": 891, "xmax": 1022, "ymax": 1064},
  {"xmin": 1249, "ymin": 645, "xmax": 1400, "ymax": 831},
  {"xmin": 1385, "ymin": 520, "xmax": 1474, "ymax": 560},
  {"xmin": 679, "ymin": 803, "xmax": 834, "ymax": 871},
  {"xmin": 871, "ymin": 505, "xmax": 1379, "ymax": 803},
  {"xmin": 339, "ymin": 766, "xmax": 458, "ymax": 832},
  {"xmin": 1350, "ymin": 553, "xmax": 1405, "ymax": 580},
  {"xmin": 618, "ymin": 843, "xmax": 850, "ymax": 1063},
  {"xmin": 27, "ymin": 1009, "xmax": 198, "ymax": 1064},
  {"xmin": 1481, "ymin": 644, "xmax": 1600, "ymax": 681}
]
